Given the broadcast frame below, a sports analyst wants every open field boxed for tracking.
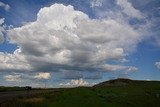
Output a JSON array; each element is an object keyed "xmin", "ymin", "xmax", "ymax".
[{"xmin": 0, "ymin": 79, "xmax": 160, "ymax": 107}]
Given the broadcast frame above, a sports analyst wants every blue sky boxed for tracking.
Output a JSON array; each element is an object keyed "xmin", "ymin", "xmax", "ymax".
[{"xmin": 0, "ymin": 0, "xmax": 160, "ymax": 88}]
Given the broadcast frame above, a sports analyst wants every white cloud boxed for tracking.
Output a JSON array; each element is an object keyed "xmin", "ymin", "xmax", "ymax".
[
  {"xmin": 4, "ymin": 74, "xmax": 21, "ymax": 82},
  {"xmin": 3, "ymin": 72, "xmax": 51, "ymax": 86},
  {"xmin": 116, "ymin": 0, "xmax": 143, "ymax": 19},
  {"xmin": 155, "ymin": 62, "xmax": 160, "ymax": 70},
  {"xmin": 0, "ymin": 3, "xmax": 147, "ymax": 76},
  {"xmin": 100, "ymin": 64, "xmax": 137, "ymax": 72},
  {"xmin": 60, "ymin": 78, "xmax": 89, "ymax": 87},
  {"xmin": 0, "ymin": 48, "xmax": 32, "ymax": 71},
  {"xmin": 101, "ymin": 64, "xmax": 127, "ymax": 71},
  {"xmin": 34, "ymin": 72, "xmax": 51, "ymax": 79},
  {"xmin": 127, "ymin": 66, "xmax": 138, "ymax": 72},
  {"xmin": 0, "ymin": 18, "xmax": 5, "ymax": 43},
  {"xmin": 90, "ymin": 0, "xmax": 103, "ymax": 8},
  {"xmin": 0, "ymin": 1, "xmax": 10, "ymax": 11}
]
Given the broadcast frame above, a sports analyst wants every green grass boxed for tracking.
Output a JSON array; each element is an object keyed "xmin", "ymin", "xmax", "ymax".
[
  {"xmin": 0, "ymin": 86, "xmax": 25, "ymax": 92},
  {"xmin": 0, "ymin": 86, "xmax": 52, "ymax": 92},
  {"xmin": 2, "ymin": 82, "xmax": 160, "ymax": 107}
]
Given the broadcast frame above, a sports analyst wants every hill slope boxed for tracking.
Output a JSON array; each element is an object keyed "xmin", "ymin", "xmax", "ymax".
[{"xmin": 94, "ymin": 78, "xmax": 160, "ymax": 87}]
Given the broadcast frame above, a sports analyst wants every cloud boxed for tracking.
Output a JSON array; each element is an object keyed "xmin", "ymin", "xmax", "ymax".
[
  {"xmin": 155, "ymin": 62, "xmax": 160, "ymax": 70},
  {"xmin": 90, "ymin": 0, "xmax": 103, "ymax": 8},
  {"xmin": 59, "ymin": 69, "xmax": 102, "ymax": 80},
  {"xmin": 0, "ymin": 1, "xmax": 10, "ymax": 11},
  {"xmin": 60, "ymin": 70, "xmax": 83, "ymax": 79},
  {"xmin": 60, "ymin": 78, "xmax": 89, "ymax": 87},
  {"xmin": 34, "ymin": 72, "xmax": 51, "ymax": 79},
  {"xmin": 100, "ymin": 64, "xmax": 127, "ymax": 71},
  {"xmin": 116, "ymin": 0, "xmax": 143, "ymax": 19},
  {"xmin": 3, "ymin": 72, "xmax": 51, "ymax": 86},
  {"xmin": 4, "ymin": 74, "xmax": 21, "ymax": 82},
  {"xmin": 127, "ymin": 66, "xmax": 138, "ymax": 72},
  {"xmin": 84, "ymin": 72, "xmax": 102, "ymax": 79},
  {"xmin": 0, "ymin": 18, "xmax": 5, "ymax": 43},
  {"xmin": 100, "ymin": 64, "xmax": 138, "ymax": 72},
  {"xmin": 0, "ymin": 49, "xmax": 32, "ymax": 71},
  {"xmin": 0, "ymin": 3, "xmax": 147, "ymax": 79}
]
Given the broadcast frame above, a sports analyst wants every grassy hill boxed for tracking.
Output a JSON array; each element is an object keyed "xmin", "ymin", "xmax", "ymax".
[
  {"xmin": 2, "ymin": 79, "xmax": 160, "ymax": 107},
  {"xmin": 94, "ymin": 78, "xmax": 160, "ymax": 87}
]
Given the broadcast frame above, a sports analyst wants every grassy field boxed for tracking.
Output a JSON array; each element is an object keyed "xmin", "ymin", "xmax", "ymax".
[
  {"xmin": 0, "ymin": 86, "xmax": 52, "ymax": 92},
  {"xmin": 1, "ymin": 80, "xmax": 160, "ymax": 107},
  {"xmin": 0, "ymin": 86, "xmax": 26, "ymax": 92}
]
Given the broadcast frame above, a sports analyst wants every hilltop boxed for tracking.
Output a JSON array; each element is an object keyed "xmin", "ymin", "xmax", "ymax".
[{"xmin": 94, "ymin": 78, "xmax": 160, "ymax": 87}]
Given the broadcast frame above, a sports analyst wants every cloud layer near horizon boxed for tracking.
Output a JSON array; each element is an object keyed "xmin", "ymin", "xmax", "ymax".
[{"xmin": 0, "ymin": 2, "xmax": 149, "ymax": 83}]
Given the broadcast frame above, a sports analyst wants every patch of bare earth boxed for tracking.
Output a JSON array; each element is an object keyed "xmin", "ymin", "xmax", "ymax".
[{"xmin": 18, "ymin": 97, "xmax": 44, "ymax": 103}]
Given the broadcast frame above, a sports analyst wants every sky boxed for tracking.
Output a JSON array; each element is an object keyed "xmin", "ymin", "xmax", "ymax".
[{"xmin": 0, "ymin": 0, "xmax": 160, "ymax": 88}]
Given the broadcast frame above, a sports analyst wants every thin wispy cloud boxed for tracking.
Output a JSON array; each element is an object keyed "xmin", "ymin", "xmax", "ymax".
[
  {"xmin": 0, "ymin": 1, "xmax": 10, "ymax": 11},
  {"xmin": 0, "ymin": 18, "xmax": 5, "ymax": 43},
  {"xmin": 155, "ymin": 62, "xmax": 160, "ymax": 70}
]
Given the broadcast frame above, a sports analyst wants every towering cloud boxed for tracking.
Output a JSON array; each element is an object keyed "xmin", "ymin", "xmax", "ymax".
[{"xmin": 0, "ymin": 3, "xmax": 148, "ymax": 82}]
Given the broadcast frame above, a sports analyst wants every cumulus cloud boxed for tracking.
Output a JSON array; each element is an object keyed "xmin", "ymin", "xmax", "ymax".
[
  {"xmin": 4, "ymin": 74, "xmax": 21, "ymax": 82},
  {"xmin": 155, "ymin": 62, "xmax": 160, "ymax": 70},
  {"xmin": 3, "ymin": 72, "xmax": 51, "ymax": 86},
  {"xmin": 0, "ymin": 3, "xmax": 147, "ymax": 80},
  {"xmin": 0, "ymin": 1, "xmax": 10, "ymax": 11},
  {"xmin": 116, "ymin": 0, "xmax": 143, "ymax": 19},
  {"xmin": 34, "ymin": 72, "xmax": 51, "ymax": 79},
  {"xmin": 0, "ymin": 48, "xmax": 32, "ymax": 71},
  {"xmin": 60, "ymin": 78, "xmax": 89, "ymax": 87}
]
